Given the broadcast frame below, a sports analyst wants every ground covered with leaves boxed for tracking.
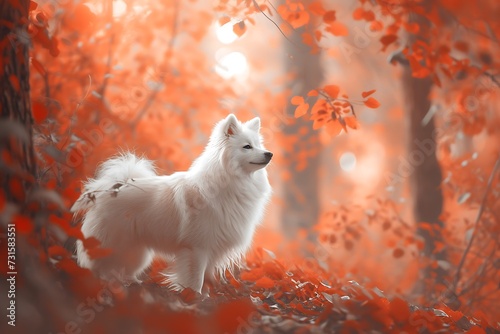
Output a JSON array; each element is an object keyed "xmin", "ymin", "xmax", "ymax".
[{"xmin": 2, "ymin": 219, "xmax": 498, "ymax": 334}]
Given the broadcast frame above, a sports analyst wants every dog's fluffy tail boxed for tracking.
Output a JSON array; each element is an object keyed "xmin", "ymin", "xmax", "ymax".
[{"xmin": 71, "ymin": 152, "xmax": 156, "ymax": 212}]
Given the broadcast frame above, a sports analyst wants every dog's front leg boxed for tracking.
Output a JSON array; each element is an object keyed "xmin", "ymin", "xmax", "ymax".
[{"xmin": 175, "ymin": 248, "xmax": 208, "ymax": 294}]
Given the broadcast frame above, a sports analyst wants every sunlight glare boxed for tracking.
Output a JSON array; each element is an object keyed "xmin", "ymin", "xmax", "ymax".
[
  {"xmin": 113, "ymin": 0, "xmax": 127, "ymax": 18},
  {"xmin": 216, "ymin": 21, "xmax": 238, "ymax": 44},
  {"xmin": 339, "ymin": 152, "xmax": 357, "ymax": 172},
  {"xmin": 215, "ymin": 52, "xmax": 249, "ymax": 80}
]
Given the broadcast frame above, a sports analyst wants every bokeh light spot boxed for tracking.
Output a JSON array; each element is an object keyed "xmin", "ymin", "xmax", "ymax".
[
  {"xmin": 215, "ymin": 52, "xmax": 248, "ymax": 80},
  {"xmin": 339, "ymin": 152, "xmax": 356, "ymax": 172}
]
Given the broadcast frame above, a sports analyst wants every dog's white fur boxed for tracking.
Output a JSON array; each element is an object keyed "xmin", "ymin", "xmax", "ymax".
[{"xmin": 71, "ymin": 114, "xmax": 272, "ymax": 292}]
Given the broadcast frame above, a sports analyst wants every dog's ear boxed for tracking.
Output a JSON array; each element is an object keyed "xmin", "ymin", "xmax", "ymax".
[
  {"xmin": 246, "ymin": 117, "xmax": 260, "ymax": 132},
  {"xmin": 224, "ymin": 114, "xmax": 240, "ymax": 136}
]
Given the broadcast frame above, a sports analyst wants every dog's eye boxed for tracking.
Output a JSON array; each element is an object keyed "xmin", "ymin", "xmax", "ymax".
[{"xmin": 243, "ymin": 145, "xmax": 252, "ymax": 149}]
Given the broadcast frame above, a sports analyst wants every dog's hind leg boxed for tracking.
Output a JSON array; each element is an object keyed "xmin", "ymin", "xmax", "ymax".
[
  {"xmin": 173, "ymin": 248, "xmax": 208, "ymax": 293},
  {"xmin": 82, "ymin": 245, "xmax": 153, "ymax": 284}
]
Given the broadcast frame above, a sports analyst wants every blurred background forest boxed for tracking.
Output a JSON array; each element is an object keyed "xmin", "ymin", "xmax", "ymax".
[{"xmin": 1, "ymin": 0, "xmax": 499, "ymax": 332}]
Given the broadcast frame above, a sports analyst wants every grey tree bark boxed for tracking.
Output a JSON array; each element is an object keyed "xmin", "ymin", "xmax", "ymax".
[
  {"xmin": 281, "ymin": 12, "xmax": 323, "ymax": 237},
  {"xmin": 401, "ymin": 8, "xmax": 446, "ymax": 294},
  {"xmin": 0, "ymin": 0, "xmax": 36, "ymax": 204}
]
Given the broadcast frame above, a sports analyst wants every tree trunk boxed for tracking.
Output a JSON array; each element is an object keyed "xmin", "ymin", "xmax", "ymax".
[
  {"xmin": 403, "ymin": 70, "xmax": 444, "ymax": 254},
  {"xmin": 282, "ymin": 12, "xmax": 323, "ymax": 237},
  {"xmin": 0, "ymin": 0, "xmax": 36, "ymax": 205},
  {"xmin": 401, "ymin": 9, "xmax": 446, "ymax": 294}
]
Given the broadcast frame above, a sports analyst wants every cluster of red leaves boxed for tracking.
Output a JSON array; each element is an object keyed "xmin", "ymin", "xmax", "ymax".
[
  {"xmin": 277, "ymin": 1, "xmax": 350, "ymax": 54},
  {"xmin": 350, "ymin": 0, "xmax": 499, "ymax": 87},
  {"xmin": 28, "ymin": 2, "xmax": 60, "ymax": 58},
  {"xmin": 228, "ymin": 247, "xmax": 497, "ymax": 333},
  {"xmin": 291, "ymin": 86, "xmax": 379, "ymax": 136},
  {"xmin": 315, "ymin": 199, "xmax": 421, "ymax": 259},
  {"xmin": 215, "ymin": 0, "xmax": 275, "ymax": 38},
  {"xmin": 218, "ymin": 0, "xmax": 351, "ymax": 54},
  {"xmin": 5, "ymin": 208, "xmax": 496, "ymax": 334}
]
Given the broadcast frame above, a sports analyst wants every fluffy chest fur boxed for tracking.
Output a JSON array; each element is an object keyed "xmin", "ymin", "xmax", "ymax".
[{"xmin": 179, "ymin": 170, "xmax": 271, "ymax": 259}]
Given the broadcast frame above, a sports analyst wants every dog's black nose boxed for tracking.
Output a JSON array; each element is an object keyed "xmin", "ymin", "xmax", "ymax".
[{"xmin": 265, "ymin": 152, "xmax": 273, "ymax": 161}]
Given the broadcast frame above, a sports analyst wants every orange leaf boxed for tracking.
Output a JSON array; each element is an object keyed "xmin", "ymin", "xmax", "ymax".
[
  {"xmin": 278, "ymin": 4, "xmax": 310, "ymax": 29},
  {"xmin": 314, "ymin": 30, "xmax": 323, "ymax": 41},
  {"xmin": 454, "ymin": 41, "xmax": 469, "ymax": 52},
  {"xmin": 9, "ymin": 178, "xmax": 24, "ymax": 201},
  {"xmin": 325, "ymin": 120, "xmax": 342, "ymax": 136},
  {"xmin": 323, "ymin": 85, "xmax": 339, "ymax": 99},
  {"xmin": 255, "ymin": 276, "xmax": 275, "ymax": 289},
  {"xmin": 344, "ymin": 116, "xmax": 359, "ymax": 129},
  {"xmin": 233, "ymin": 21, "xmax": 246, "ymax": 37},
  {"xmin": 389, "ymin": 297, "xmax": 410, "ymax": 322},
  {"xmin": 370, "ymin": 21, "xmax": 384, "ymax": 32},
  {"xmin": 307, "ymin": 89, "xmax": 318, "ymax": 97},
  {"xmin": 302, "ymin": 33, "xmax": 314, "ymax": 46},
  {"xmin": 32, "ymin": 101, "xmax": 48, "ymax": 123},
  {"xmin": 352, "ymin": 7, "xmax": 364, "ymax": 20},
  {"xmin": 364, "ymin": 97, "xmax": 380, "ymax": 108},
  {"xmin": 362, "ymin": 10, "xmax": 375, "ymax": 21},
  {"xmin": 13, "ymin": 214, "xmax": 34, "ymax": 234},
  {"xmin": 313, "ymin": 118, "xmax": 327, "ymax": 130},
  {"xmin": 82, "ymin": 236, "xmax": 101, "ymax": 249},
  {"xmin": 403, "ymin": 22, "xmax": 420, "ymax": 34},
  {"xmin": 290, "ymin": 11, "xmax": 310, "ymax": 29},
  {"xmin": 310, "ymin": 109, "xmax": 327, "ymax": 121},
  {"xmin": 393, "ymin": 248, "xmax": 404, "ymax": 258},
  {"xmin": 323, "ymin": 10, "xmax": 336, "ymax": 23},
  {"xmin": 54, "ymin": 216, "xmax": 84, "ymax": 239},
  {"xmin": 82, "ymin": 237, "xmax": 113, "ymax": 259},
  {"xmin": 311, "ymin": 99, "xmax": 327, "ymax": 114},
  {"xmin": 380, "ymin": 34, "xmax": 398, "ymax": 51},
  {"xmin": 179, "ymin": 288, "xmax": 198, "ymax": 303},
  {"xmin": 308, "ymin": 1, "xmax": 326, "ymax": 16},
  {"xmin": 218, "ymin": 16, "xmax": 231, "ymax": 26},
  {"xmin": 361, "ymin": 89, "xmax": 376, "ymax": 98},
  {"xmin": 294, "ymin": 103, "xmax": 309, "ymax": 118},
  {"xmin": 291, "ymin": 96, "xmax": 305, "ymax": 105},
  {"xmin": 240, "ymin": 268, "xmax": 264, "ymax": 281},
  {"xmin": 326, "ymin": 21, "xmax": 348, "ymax": 36}
]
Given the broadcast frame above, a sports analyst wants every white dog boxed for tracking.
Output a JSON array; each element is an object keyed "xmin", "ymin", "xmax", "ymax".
[{"xmin": 71, "ymin": 114, "xmax": 272, "ymax": 293}]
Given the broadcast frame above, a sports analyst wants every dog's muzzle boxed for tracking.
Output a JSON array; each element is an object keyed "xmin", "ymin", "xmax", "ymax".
[
  {"xmin": 264, "ymin": 151, "xmax": 273, "ymax": 163},
  {"xmin": 250, "ymin": 152, "xmax": 273, "ymax": 166}
]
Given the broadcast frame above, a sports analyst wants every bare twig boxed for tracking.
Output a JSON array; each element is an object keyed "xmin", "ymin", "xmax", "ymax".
[
  {"xmin": 131, "ymin": 1, "xmax": 180, "ymax": 128},
  {"xmin": 452, "ymin": 156, "xmax": 500, "ymax": 293},
  {"xmin": 97, "ymin": 0, "xmax": 115, "ymax": 100},
  {"xmin": 75, "ymin": 179, "xmax": 147, "ymax": 205},
  {"xmin": 253, "ymin": 0, "xmax": 297, "ymax": 48},
  {"xmin": 458, "ymin": 246, "xmax": 496, "ymax": 297},
  {"xmin": 97, "ymin": 34, "xmax": 115, "ymax": 99},
  {"xmin": 58, "ymin": 75, "xmax": 92, "ymax": 151}
]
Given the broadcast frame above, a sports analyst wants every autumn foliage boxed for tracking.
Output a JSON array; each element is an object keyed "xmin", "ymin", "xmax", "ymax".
[{"xmin": 1, "ymin": 0, "xmax": 500, "ymax": 333}]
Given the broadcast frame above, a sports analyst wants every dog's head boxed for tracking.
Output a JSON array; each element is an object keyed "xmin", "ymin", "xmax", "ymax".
[{"xmin": 218, "ymin": 114, "xmax": 273, "ymax": 174}]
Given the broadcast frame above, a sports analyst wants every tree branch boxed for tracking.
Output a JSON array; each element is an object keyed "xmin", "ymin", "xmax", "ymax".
[
  {"xmin": 452, "ymin": 156, "xmax": 500, "ymax": 293},
  {"xmin": 131, "ymin": 1, "xmax": 180, "ymax": 128}
]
